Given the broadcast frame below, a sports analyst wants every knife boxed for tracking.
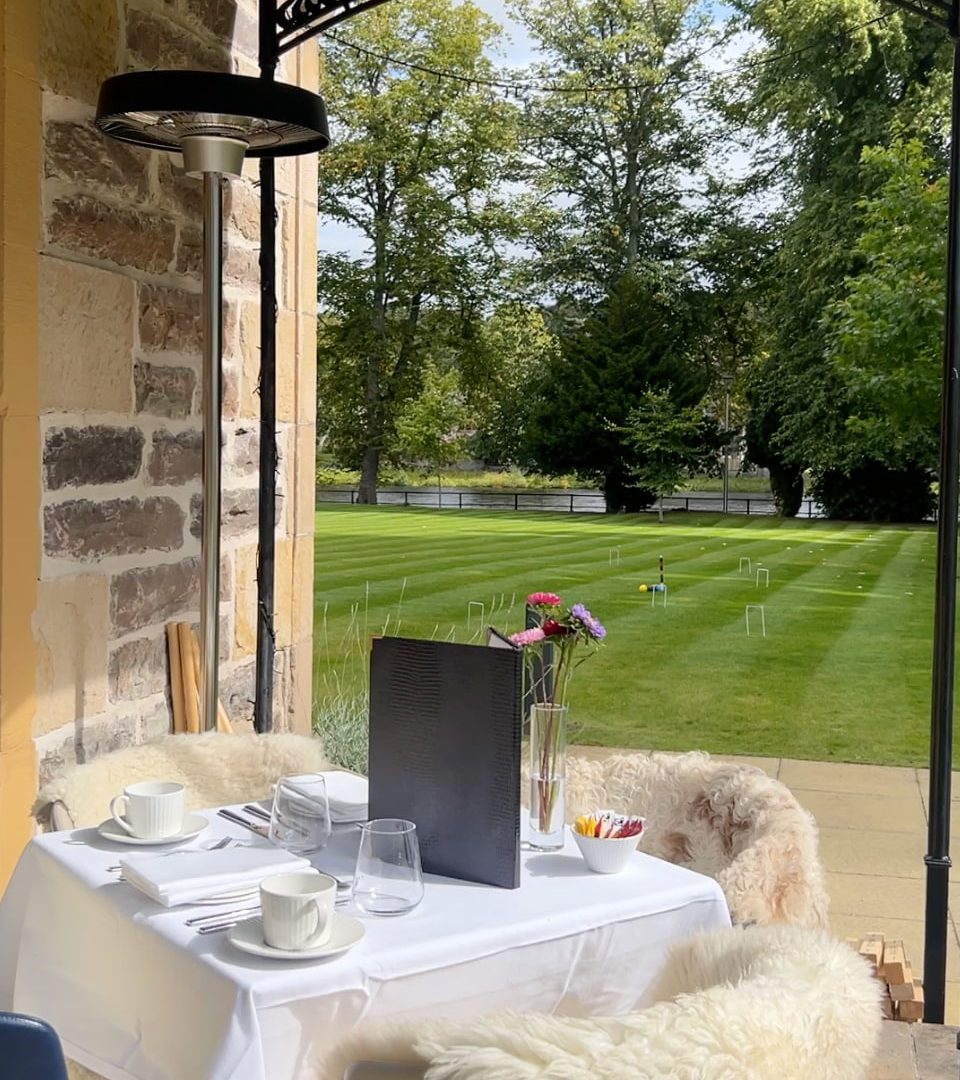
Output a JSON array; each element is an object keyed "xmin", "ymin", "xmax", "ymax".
[{"xmin": 217, "ymin": 808, "xmax": 268, "ymax": 837}]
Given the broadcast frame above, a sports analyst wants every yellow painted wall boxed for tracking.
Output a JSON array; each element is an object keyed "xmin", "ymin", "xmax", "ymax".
[{"xmin": 0, "ymin": 1, "xmax": 41, "ymax": 889}]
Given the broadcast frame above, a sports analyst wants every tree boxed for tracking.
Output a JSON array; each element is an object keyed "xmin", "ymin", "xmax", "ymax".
[
  {"xmin": 620, "ymin": 389, "xmax": 722, "ymax": 521},
  {"xmin": 523, "ymin": 271, "xmax": 710, "ymax": 510},
  {"xmin": 316, "ymin": 0, "xmax": 520, "ymax": 502},
  {"xmin": 395, "ymin": 363, "xmax": 470, "ymax": 507},
  {"xmin": 513, "ymin": 0, "xmax": 718, "ymax": 301},
  {"xmin": 824, "ymin": 140, "xmax": 945, "ymax": 474},
  {"xmin": 464, "ymin": 303, "xmax": 560, "ymax": 467},
  {"xmin": 729, "ymin": 0, "xmax": 950, "ymax": 519}
]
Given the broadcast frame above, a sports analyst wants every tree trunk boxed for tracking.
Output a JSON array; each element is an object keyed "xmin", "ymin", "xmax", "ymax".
[
  {"xmin": 358, "ymin": 446, "xmax": 381, "ymax": 505},
  {"xmin": 657, "ymin": 495, "xmax": 664, "ymax": 523}
]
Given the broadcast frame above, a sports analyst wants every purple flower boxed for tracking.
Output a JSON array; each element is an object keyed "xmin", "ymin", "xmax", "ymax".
[
  {"xmin": 571, "ymin": 603, "xmax": 606, "ymax": 641},
  {"xmin": 510, "ymin": 627, "xmax": 546, "ymax": 647}
]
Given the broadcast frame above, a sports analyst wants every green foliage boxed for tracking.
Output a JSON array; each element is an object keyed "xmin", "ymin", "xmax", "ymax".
[
  {"xmin": 513, "ymin": 0, "xmax": 718, "ymax": 299},
  {"xmin": 315, "ymin": 0, "xmax": 520, "ymax": 501},
  {"xmin": 523, "ymin": 272, "xmax": 710, "ymax": 510},
  {"xmin": 465, "ymin": 304, "xmax": 560, "ymax": 467},
  {"xmin": 824, "ymin": 140, "xmax": 946, "ymax": 472},
  {"xmin": 733, "ymin": 1, "xmax": 951, "ymax": 520},
  {"xmin": 811, "ymin": 464, "xmax": 935, "ymax": 523},
  {"xmin": 395, "ymin": 364, "xmax": 470, "ymax": 503},
  {"xmin": 620, "ymin": 389, "xmax": 722, "ymax": 516}
]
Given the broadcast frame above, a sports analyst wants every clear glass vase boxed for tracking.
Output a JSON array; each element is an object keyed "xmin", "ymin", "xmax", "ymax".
[{"xmin": 529, "ymin": 702, "xmax": 568, "ymax": 851}]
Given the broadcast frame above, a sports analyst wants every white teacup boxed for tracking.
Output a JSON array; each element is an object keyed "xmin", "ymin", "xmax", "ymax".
[
  {"xmin": 109, "ymin": 781, "xmax": 184, "ymax": 839},
  {"xmin": 260, "ymin": 871, "xmax": 336, "ymax": 951}
]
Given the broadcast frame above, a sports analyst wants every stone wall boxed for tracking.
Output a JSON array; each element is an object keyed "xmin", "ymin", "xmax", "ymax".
[{"xmin": 33, "ymin": 0, "xmax": 318, "ymax": 781}]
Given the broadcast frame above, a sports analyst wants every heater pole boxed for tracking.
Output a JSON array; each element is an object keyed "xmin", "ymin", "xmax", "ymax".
[
  {"xmin": 200, "ymin": 171, "xmax": 225, "ymax": 732},
  {"xmin": 924, "ymin": 26, "xmax": 960, "ymax": 1026},
  {"xmin": 255, "ymin": 2, "xmax": 279, "ymax": 733}
]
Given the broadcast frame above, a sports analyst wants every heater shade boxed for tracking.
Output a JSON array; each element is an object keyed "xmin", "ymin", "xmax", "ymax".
[{"xmin": 95, "ymin": 70, "xmax": 329, "ymax": 156}]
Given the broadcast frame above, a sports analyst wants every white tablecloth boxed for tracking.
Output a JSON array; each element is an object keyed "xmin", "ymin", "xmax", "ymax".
[{"xmin": 0, "ymin": 809, "xmax": 729, "ymax": 1080}]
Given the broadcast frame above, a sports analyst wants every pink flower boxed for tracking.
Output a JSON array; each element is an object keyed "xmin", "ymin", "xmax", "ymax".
[
  {"xmin": 510, "ymin": 627, "xmax": 546, "ymax": 647},
  {"xmin": 527, "ymin": 591, "xmax": 561, "ymax": 608}
]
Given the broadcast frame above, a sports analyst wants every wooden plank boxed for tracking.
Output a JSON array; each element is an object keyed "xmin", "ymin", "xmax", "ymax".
[
  {"xmin": 889, "ymin": 966, "xmax": 917, "ymax": 1002},
  {"xmin": 880, "ymin": 940, "xmax": 907, "ymax": 985},
  {"xmin": 166, "ymin": 623, "xmax": 186, "ymax": 735},
  {"xmin": 899, "ymin": 983, "xmax": 924, "ymax": 1023},
  {"xmin": 859, "ymin": 936, "xmax": 883, "ymax": 974}
]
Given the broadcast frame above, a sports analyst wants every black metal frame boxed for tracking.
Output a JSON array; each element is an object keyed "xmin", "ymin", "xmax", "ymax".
[{"xmin": 254, "ymin": 0, "xmax": 960, "ymax": 1023}]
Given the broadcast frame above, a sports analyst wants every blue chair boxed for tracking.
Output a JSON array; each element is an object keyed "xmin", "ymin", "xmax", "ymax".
[{"xmin": 0, "ymin": 1011, "xmax": 68, "ymax": 1080}]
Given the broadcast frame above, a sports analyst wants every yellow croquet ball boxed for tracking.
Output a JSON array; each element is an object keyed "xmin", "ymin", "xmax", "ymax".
[{"xmin": 638, "ymin": 583, "xmax": 648, "ymax": 593}]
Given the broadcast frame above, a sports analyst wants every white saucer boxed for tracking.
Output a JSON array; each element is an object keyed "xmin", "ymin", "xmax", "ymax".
[
  {"xmin": 97, "ymin": 813, "xmax": 209, "ymax": 846},
  {"xmin": 228, "ymin": 913, "xmax": 365, "ymax": 960}
]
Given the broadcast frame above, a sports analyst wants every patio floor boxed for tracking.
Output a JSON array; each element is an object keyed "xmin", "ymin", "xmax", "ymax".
[{"xmin": 571, "ymin": 746, "xmax": 960, "ymax": 1078}]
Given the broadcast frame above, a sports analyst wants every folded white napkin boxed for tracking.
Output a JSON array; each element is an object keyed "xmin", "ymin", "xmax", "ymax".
[
  {"xmin": 121, "ymin": 845, "xmax": 310, "ymax": 907},
  {"xmin": 322, "ymin": 771, "xmax": 368, "ymax": 823}
]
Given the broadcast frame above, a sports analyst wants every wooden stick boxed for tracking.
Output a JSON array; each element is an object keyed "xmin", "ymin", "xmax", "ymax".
[
  {"xmin": 166, "ymin": 623, "xmax": 186, "ymax": 734},
  {"xmin": 189, "ymin": 627, "xmax": 233, "ymax": 734},
  {"xmin": 178, "ymin": 623, "xmax": 201, "ymax": 734}
]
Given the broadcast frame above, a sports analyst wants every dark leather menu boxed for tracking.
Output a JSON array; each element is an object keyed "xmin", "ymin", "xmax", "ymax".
[{"xmin": 368, "ymin": 636, "xmax": 522, "ymax": 889}]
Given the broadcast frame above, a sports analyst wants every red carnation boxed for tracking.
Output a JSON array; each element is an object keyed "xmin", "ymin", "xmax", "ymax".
[{"xmin": 542, "ymin": 619, "xmax": 569, "ymax": 637}]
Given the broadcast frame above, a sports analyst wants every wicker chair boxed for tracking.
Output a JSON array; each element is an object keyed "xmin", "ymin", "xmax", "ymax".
[
  {"xmin": 34, "ymin": 732, "xmax": 334, "ymax": 831},
  {"xmin": 553, "ymin": 750, "xmax": 829, "ymax": 928},
  {"xmin": 330, "ymin": 925, "xmax": 882, "ymax": 1080}
]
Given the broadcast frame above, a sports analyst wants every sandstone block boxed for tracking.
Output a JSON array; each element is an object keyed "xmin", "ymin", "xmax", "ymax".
[
  {"xmin": 297, "ymin": 315, "xmax": 318, "ymax": 424},
  {"xmin": 109, "ymin": 635, "xmax": 168, "ymax": 702},
  {"xmin": 40, "ymin": 0, "xmax": 118, "ymax": 104},
  {"xmin": 223, "ymin": 241, "xmax": 259, "ymax": 288},
  {"xmin": 139, "ymin": 284, "xmax": 202, "ymax": 356},
  {"xmin": 44, "ymin": 426, "xmax": 144, "ymax": 491},
  {"xmin": 135, "ymin": 361, "xmax": 197, "ymax": 419},
  {"xmin": 175, "ymin": 225, "xmax": 203, "ymax": 278},
  {"xmin": 233, "ymin": 543, "xmax": 258, "ymax": 658},
  {"xmin": 47, "ymin": 194, "xmax": 176, "ymax": 274},
  {"xmin": 229, "ymin": 425, "xmax": 259, "ymax": 475},
  {"xmin": 40, "ymin": 260, "xmax": 134, "ymax": 413},
  {"xmin": 110, "ymin": 557, "xmax": 200, "ymax": 635},
  {"xmin": 239, "ymin": 301, "xmax": 260, "ymax": 419},
  {"xmin": 191, "ymin": 487, "xmax": 260, "ymax": 540},
  {"xmin": 221, "ymin": 660, "xmax": 256, "ymax": 725},
  {"xmin": 141, "ymin": 701, "xmax": 173, "ymax": 741},
  {"xmin": 182, "ymin": 0, "xmax": 238, "ymax": 41},
  {"xmin": 110, "ymin": 555, "xmax": 231, "ymax": 635},
  {"xmin": 225, "ymin": 181, "xmax": 261, "ymax": 242},
  {"xmin": 126, "ymin": 8, "xmax": 228, "ymax": 71},
  {"xmin": 291, "ymin": 536, "xmax": 315, "ymax": 642},
  {"xmin": 293, "ymin": 424, "xmax": 317, "ymax": 536},
  {"xmin": 276, "ymin": 309, "xmax": 298, "ymax": 422},
  {"xmin": 157, "ymin": 156, "xmax": 203, "ymax": 220},
  {"xmin": 44, "ymin": 120, "xmax": 150, "ymax": 200},
  {"xmin": 34, "ymin": 574, "xmax": 109, "ymax": 735},
  {"xmin": 45, "ymin": 497, "xmax": 184, "ymax": 561},
  {"xmin": 148, "ymin": 429, "xmax": 202, "ymax": 486}
]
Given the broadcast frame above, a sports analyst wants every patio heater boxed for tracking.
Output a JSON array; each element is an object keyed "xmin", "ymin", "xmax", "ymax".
[{"xmin": 95, "ymin": 71, "xmax": 329, "ymax": 733}]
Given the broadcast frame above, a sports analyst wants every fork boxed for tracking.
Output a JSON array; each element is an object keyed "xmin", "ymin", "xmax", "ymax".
[{"xmin": 107, "ymin": 835, "xmax": 237, "ymax": 872}]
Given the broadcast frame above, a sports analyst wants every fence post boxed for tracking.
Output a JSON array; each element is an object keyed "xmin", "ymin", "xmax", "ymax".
[
  {"xmin": 459, "ymin": 492, "xmax": 463, "ymax": 509},
  {"xmin": 570, "ymin": 494, "xmax": 574, "ymax": 512}
]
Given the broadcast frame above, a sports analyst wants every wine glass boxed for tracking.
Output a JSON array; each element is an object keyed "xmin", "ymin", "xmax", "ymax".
[
  {"xmin": 268, "ymin": 774, "xmax": 331, "ymax": 855},
  {"xmin": 352, "ymin": 818, "xmax": 424, "ymax": 916}
]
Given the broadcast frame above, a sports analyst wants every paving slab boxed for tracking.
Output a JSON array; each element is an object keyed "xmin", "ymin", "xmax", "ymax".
[
  {"xmin": 781, "ymin": 758, "xmax": 921, "ymax": 796},
  {"xmin": 796, "ymin": 788, "xmax": 925, "ymax": 834},
  {"xmin": 827, "ymin": 871, "xmax": 926, "ymax": 922},
  {"xmin": 820, "ymin": 825, "xmax": 927, "ymax": 879}
]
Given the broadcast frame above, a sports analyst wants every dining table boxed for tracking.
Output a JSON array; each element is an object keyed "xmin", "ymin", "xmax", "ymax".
[{"xmin": 0, "ymin": 806, "xmax": 730, "ymax": 1080}]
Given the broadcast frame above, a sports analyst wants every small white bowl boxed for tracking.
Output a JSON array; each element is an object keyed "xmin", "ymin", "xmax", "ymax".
[{"xmin": 571, "ymin": 826, "xmax": 643, "ymax": 874}]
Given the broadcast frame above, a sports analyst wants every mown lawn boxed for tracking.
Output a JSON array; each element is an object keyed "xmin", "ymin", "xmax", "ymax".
[{"xmin": 313, "ymin": 505, "xmax": 940, "ymax": 766}]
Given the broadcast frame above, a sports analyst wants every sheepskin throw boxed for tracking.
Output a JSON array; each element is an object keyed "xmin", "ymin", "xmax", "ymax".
[
  {"xmin": 34, "ymin": 732, "xmax": 334, "ymax": 830},
  {"xmin": 326, "ymin": 925, "xmax": 882, "ymax": 1080},
  {"xmin": 557, "ymin": 751, "xmax": 829, "ymax": 928}
]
